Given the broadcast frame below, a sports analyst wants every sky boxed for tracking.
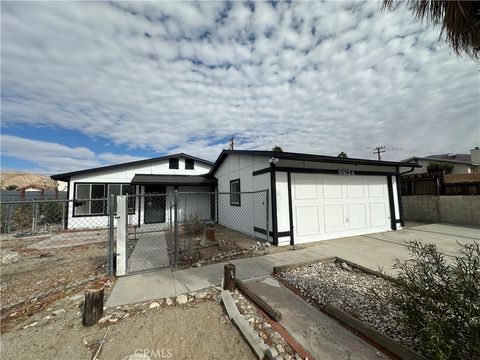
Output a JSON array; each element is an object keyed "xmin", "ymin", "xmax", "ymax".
[{"xmin": 1, "ymin": 1, "xmax": 479, "ymax": 174}]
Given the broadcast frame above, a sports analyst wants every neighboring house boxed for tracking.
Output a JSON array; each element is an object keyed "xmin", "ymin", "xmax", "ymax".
[
  {"xmin": 51, "ymin": 149, "xmax": 419, "ymax": 246},
  {"xmin": 402, "ymin": 148, "xmax": 480, "ymax": 174},
  {"xmin": 15, "ymin": 183, "xmax": 58, "ymax": 200},
  {"xmin": 51, "ymin": 153, "xmax": 215, "ymax": 229}
]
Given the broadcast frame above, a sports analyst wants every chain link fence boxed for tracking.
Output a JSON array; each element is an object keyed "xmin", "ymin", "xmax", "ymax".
[
  {"xmin": 0, "ymin": 198, "xmax": 114, "ymax": 313},
  {"xmin": 116, "ymin": 190, "xmax": 269, "ymax": 274}
]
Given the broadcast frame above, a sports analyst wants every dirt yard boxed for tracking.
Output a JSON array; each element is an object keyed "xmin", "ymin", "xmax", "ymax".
[
  {"xmin": 1, "ymin": 233, "xmax": 107, "ymax": 317},
  {"xmin": 170, "ymin": 224, "xmax": 290, "ymax": 268},
  {"xmin": 1, "ymin": 288, "xmax": 256, "ymax": 360}
]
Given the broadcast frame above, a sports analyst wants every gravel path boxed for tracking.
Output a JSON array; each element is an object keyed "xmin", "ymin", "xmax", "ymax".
[{"xmin": 277, "ymin": 261, "xmax": 421, "ymax": 353}]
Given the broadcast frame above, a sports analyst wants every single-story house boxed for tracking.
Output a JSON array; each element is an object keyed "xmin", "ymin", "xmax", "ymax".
[
  {"xmin": 51, "ymin": 150, "xmax": 420, "ymax": 246},
  {"xmin": 402, "ymin": 148, "xmax": 480, "ymax": 174}
]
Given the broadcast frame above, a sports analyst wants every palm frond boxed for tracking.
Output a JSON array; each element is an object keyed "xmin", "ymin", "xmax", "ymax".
[{"xmin": 383, "ymin": 0, "xmax": 480, "ymax": 60}]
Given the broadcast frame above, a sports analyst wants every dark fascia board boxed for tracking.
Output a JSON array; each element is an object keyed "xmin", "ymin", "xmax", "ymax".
[
  {"xmin": 51, "ymin": 153, "xmax": 214, "ymax": 182},
  {"xmin": 130, "ymin": 174, "xmax": 217, "ymax": 185},
  {"xmin": 402, "ymin": 156, "xmax": 474, "ymax": 166},
  {"xmin": 209, "ymin": 149, "xmax": 421, "ymax": 176}
]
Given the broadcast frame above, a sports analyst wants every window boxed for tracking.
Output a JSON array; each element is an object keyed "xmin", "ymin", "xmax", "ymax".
[
  {"xmin": 74, "ymin": 184, "xmax": 105, "ymax": 215},
  {"xmin": 107, "ymin": 184, "xmax": 136, "ymax": 214},
  {"xmin": 185, "ymin": 158, "xmax": 195, "ymax": 170},
  {"xmin": 169, "ymin": 158, "xmax": 179, "ymax": 169},
  {"xmin": 230, "ymin": 179, "xmax": 241, "ymax": 206},
  {"xmin": 74, "ymin": 183, "xmax": 135, "ymax": 216}
]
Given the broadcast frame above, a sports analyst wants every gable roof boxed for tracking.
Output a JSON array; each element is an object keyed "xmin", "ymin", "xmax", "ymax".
[
  {"xmin": 209, "ymin": 149, "xmax": 421, "ymax": 175},
  {"xmin": 402, "ymin": 154, "xmax": 474, "ymax": 165},
  {"xmin": 51, "ymin": 153, "xmax": 213, "ymax": 182}
]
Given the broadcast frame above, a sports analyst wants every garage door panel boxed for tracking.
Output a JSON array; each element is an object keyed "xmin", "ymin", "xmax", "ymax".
[
  {"xmin": 295, "ymin": 206, "xmax": 320, "ymax": 236},
  {"xmin": 348, "ymin": 204, "xmax": 367, "ymax": 229},
  {"xmin": 292, "ymin": 173, "xmax": 391, "ymax": 244},
  {"xmin": 347, "ymin": 180, "xmax": 365, "ymax": 198},
  {"xmin": 368, "ymin": 181, "xmax": 386, "ymax": 197},
  {"xmin": 323, "ymin": 204, "xmax": 345, "ymax": 233},
  {"xmin": 294, "ymin": 176, "xmax": 318, "ymax": 199},
  {"xmin": 323, "ymin": 183, "xmax": 343, "ymax": 199},
  {"xmin": 370, "ymin": 202, "xmax": 388, "ymax": 227}
]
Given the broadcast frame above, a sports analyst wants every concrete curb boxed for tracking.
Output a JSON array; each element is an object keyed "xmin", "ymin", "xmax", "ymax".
[{"xmin": 221, "ymin": 290, "xmax": 281, "ymax": 360}]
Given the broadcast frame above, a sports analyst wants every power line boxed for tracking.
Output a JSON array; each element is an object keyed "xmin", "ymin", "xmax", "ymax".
[{"xmin": 373, "ymin": 146, "xmax": 386, "ymax": 161}]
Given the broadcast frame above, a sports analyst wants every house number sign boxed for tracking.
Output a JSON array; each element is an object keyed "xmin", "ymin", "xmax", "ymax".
[{"xmin": 338, "ymin": 169, "xmax": 355, "ymax": 176}]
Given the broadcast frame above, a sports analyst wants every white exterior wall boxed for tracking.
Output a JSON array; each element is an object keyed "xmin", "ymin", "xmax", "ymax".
[
  {"xmin": 215, "ymin": 154, "xmax": 271, "ymax": 240},
  {"xmin": 275, "ymin": 172, "xmax": 291, "ymax": 245},
  {"xmin": 67, "ymin": 157, "xmax": 211, "ymax": 229}
]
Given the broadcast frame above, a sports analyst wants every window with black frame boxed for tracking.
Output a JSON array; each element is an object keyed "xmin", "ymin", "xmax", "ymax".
[
  {"xmin": 230, "ymin": 179, "xmax": 241, "ymax": 206},
  {"xmin": 74, "ymin": 184, "xmax": 105, "ymax": 215},
  {"xmin": 169, "ymin": 158, "xmax": 179, "ymax": 169},
  {"xmin": 107, "ymin": 184, "xmax": 136, "ymax": 214},
  {"xmin": 185, "ymin": 158, "xmax": 194, "ymax": 170}
]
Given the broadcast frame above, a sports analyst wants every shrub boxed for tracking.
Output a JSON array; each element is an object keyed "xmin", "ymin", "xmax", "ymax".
[
  {"xmin": 392, "ymin": 241, "xmax": 480, "ymax": 359},
  {"xmin": 427, "ymin": 162, "xmax": 454, "ymax": 174},
  {"xmin": 184, "ymin": 213, "xmax": 203, "ymax": 237}
]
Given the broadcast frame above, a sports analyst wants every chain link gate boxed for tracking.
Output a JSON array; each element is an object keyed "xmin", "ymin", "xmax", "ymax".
[{"xmin": 114, "ymin": 189, "xmax": 269, "ymax": 275}]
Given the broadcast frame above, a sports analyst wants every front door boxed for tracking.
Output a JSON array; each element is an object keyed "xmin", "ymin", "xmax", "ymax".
[{"xmin": 144, "ymin": 185, "xmax": 166, "ymax": 224}]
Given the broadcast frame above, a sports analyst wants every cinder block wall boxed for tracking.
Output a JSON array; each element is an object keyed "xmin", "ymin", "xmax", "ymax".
[{"xmin": 402, "ymin": 195, "xmax": 480, "ymax": 226}]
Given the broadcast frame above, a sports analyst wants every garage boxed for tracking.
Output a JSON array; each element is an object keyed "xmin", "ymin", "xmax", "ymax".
[{"xmin": 291, "ymin": 173, "xmax": 392, "ymax": 244}]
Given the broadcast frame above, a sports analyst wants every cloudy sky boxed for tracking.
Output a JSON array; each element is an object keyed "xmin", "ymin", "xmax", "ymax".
[{"xmin": 1, "ymin": 1, "xmax": 479, "ymax": 174}]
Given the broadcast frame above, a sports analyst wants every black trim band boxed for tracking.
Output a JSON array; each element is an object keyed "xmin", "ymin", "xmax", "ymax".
[
  {"xmin": 386, "ymin": 176, "xmax": 397, "ymax": 231},
  {"xmin": 253, "ymin": 227, "xmax": 291, "ymax": 239},
  {"xmin": 396, "ymin": 174, "xmax": 405, "ymax": 226},
  {"xmin": 275, "ymin": 167, "xmax": 398, "ymax": 176},
  {"xmin": 252, "ymin": 168, "xmax": 270, "ymax": 176},
  {"xmin": 270, "ymin": 162, "xmax": 278, "ymax": 245}
]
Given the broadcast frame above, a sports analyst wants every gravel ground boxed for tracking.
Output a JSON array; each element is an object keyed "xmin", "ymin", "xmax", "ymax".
[
  {"xmin": 277, "ymin": 261, "xmax": 421, "ymax": 353},
  {"xmin": 231, "ymin": 291, "xmax": 297, "ymax": 360},
  {"xmin": 1, "ymin": 287, "xmax": 256, "ymax": 360}
]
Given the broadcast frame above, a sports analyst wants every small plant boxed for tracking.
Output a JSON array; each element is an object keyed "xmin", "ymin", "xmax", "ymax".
[
  {"xmin": 184, "ymin": 213, "xmax": 203, "ymax": 237},
  {"xmin": 427, "ymin": 162, "xmax": 454, "ymax": 174},
  {"xmin": 392, "ymin": 240, "xmax": 480, "ymax": 359}
]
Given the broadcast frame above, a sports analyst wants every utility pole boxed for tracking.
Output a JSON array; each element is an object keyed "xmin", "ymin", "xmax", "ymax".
[
  {"xmin": 228, "ymin": 137, "xmax": 235, "ymax": 150},
  {"xmin": 373, "ymin": 146, "xmax": 386, "ymax": 160}
]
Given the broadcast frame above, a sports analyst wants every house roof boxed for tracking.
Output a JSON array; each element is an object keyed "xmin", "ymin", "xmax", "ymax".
[
  {"xmin": 16, "ymin": 183, "xmax": 50, "ymax": 191},
  {"xmin": 209, "ymin": 150, "xmax": 421, "ymax": 175},
  {"xmin": 51, "ymin": 153, "xmax": 214, "ymax": 182},
  {"xmin": 130, "ymin": 174, "xmax": 217, "ymax": 186},
  {"xmin": 402, "ymin": 154, "xmax": 474, "ymax": 165}
]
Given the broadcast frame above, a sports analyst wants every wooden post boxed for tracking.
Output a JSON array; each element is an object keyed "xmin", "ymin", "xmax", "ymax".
[
  {"xmin": 223, "ymin": 264, "xmax": 236, "ymax": 292},
  {"xmin": 83, "ymin": 286, "xmax": 104, "ymax": 326}
]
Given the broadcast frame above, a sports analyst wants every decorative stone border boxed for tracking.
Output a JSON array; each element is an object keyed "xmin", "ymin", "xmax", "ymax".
[{"xmin": 274, "ymin": 257, "xmax": 426, "ymax": 360}]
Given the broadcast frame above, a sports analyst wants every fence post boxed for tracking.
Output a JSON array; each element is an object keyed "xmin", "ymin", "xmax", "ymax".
[
  {"xmin": 265, "ymin": 189, "xmax": 269, "ymax": 243},
  {"xmin": 174, "ymin": 190, "xmax": 179, "ymax": 268},
  {"xmin": 115, "ymin": 195, "xmax": 127, "ymax": 276},
  {"xmin": 108, "ymin": 195, "xmax": 115, "ymax": 276}
]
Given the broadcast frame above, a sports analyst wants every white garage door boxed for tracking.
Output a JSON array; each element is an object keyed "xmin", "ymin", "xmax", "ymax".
[{"xmin": 291, "ymin": 173, "xmax": 391, "ymax": 244}]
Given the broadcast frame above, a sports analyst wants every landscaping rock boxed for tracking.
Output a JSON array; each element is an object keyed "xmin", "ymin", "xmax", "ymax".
[
  {"xmin": 165, "ymin": 297, "xmax": 173, "ymax": 306},
  {"xmin": 149, "ymin": 302, "xmax": 160, "ymax": 309},
  {"xmin": 195, "ymin": 292, "xmax": 207, "ymax": 299},
  {"xmin": 176, "ymin": 294, "xmax": 188, "ymax": 305}
]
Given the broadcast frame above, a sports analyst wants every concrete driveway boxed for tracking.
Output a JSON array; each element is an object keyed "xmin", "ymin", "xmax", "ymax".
[{"xmin": 303, "ymin": 223, "xmax": 479, "ymax": 274}]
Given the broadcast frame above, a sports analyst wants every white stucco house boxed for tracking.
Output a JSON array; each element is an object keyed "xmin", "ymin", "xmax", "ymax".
[
  {"xmin": 51, "ymin": 150, "xmax": 420, "ymax": 246},
  {"xmin": 402, "ymin": 148, "xmax": 480, "ymax": 174}
]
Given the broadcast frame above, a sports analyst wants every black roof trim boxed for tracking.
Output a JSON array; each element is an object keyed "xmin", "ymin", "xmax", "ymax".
[
  {"xmin": 209, "ymin": 150, "xmax": 421, "ymax": 175},
  {"xmin": 131, "ymin": 174, "xmax": 217, "ymax": 185},
  {"xmin": 51, "ymin": 153, "xmax": 214, "ymax": 182}
]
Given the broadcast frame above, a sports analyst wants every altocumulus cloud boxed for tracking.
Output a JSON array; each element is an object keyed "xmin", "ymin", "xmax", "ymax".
[{"xmin": 1, "ymin": 1, "xmax": 479, "ymax": 173}]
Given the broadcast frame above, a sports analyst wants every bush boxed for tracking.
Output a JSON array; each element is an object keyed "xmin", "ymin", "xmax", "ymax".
[
  {"xmin": 184, "ymin": 213, "xmax": 203, "ymax": 237},
  {"xmin": 392, "ymin": 241, "xmax": 480, "ymax": 359},
  {"xmin": 427, "ymin": 162, "xmax": 454, "ymax": 174}
]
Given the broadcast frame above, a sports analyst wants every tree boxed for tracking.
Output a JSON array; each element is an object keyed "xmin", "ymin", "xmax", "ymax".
[
  {"xmin": 427, "ymin": 162, "xmax": 454, "ymax": 174},
  {"xmin": 383, "ymin": 1, "xmax": 480, "ymax": 60},
  {"xmin": 5, "ymin": 185, "xmax": 18, "ymax": 190},
  {"xmin": 272, "ymin": 146, "xmax": 283, "ymax": 152},
  {"xmin": 337, "ymin": 152, "xmax": 348, "ymax": 158}
]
